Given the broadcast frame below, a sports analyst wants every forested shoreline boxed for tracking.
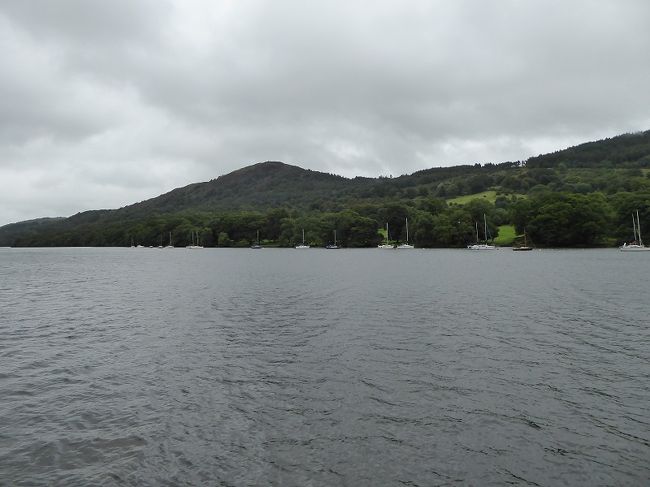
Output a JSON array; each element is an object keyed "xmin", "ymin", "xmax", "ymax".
[{"xmin": 2, "ymin": 131, "xmax": 649, "ymax": 248}]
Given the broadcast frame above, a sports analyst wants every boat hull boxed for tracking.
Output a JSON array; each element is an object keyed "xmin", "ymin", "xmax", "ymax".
[
  {"xmin": 467, "ymin": 244, "xmax": 496, "ymax": 250},
  {"xmin": 619, "ymin": 245, "xmax": 650, "ymax": 251}
]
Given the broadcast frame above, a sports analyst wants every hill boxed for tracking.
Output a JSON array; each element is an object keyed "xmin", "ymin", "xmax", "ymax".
[
  {"xmin": 1, "ymin": 131, "xmax": 650, "ymax": 248},
  {"xmin": 119, "ymin": 161, "xmax": 355, "ymax": 216},
  {"xmin": 527, "ymin": 130, "xmax": 650, "ymax": 168},
  {"xmin": 0, "ymin": 217, "xmax": 65, "ymax": 246}
]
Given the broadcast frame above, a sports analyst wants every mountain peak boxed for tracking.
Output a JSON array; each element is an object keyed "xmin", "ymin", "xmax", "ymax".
[{"xmin": 222, "ymin": 160, "xmax": 305, "ymax": 178}]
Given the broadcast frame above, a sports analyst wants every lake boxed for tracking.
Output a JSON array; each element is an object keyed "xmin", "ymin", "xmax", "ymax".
[{"xmin": 1, "ymin": 248, "xmax": 649, "ymax": 485}]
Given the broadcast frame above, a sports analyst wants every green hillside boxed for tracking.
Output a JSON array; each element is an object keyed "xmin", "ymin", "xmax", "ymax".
[
  {"xmin": 493, "ymin": 225, "xmax": 517, "ymax": 246},
  {"xmin": 527, "ymin": 130, "xmax": 650, "ymax": 168},
  {"xmin": 447, "ymin": 191, "xmax": 499, "ymax": 205},
  {"xmin": 1, "ymin": 131, "xmax": 650, "ymax": 248}
]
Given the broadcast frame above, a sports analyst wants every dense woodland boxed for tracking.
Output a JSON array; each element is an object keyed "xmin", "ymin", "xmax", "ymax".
[{"xmin": 2, "ymin": 130, "xmax": 650, "ymax": 248}]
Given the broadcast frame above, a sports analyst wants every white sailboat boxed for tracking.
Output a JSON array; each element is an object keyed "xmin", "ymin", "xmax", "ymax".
[
  {"xmin": 468, "ymin": 214, "xmax": 496, "ymax": 250},
  {"xmin": 325, "ymin": 230, "xmax": 339, "ymax": 249},
  {"xmin": 165, "ymin": 231, "xmax": 174, "ymax": 249},
  {"xmin": 186, "ymin": 230, "xmax": 204, "ymax": 249},
  {"xmin": 396, "ymin": 217, "xmax": 414, "ymax": 249},
  {"xmin": 251, "ymin": 230, "xmax": 262, "ymax": 249},
  {"xmin": 295, "ymin": 229, "xmax": 310, "ymax": 249},
  {"xmin": 378, "ymin": 222, "xmax": 394, "ymax": 249},
  {"xmin": 619, "ymin": 210, "xmax": 650, "ymax": 251}
]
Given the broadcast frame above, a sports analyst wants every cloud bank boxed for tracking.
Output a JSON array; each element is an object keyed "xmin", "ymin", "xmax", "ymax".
[{"xmin": 1, "ymin": 0, "xmax": 649, "ymax": 224}]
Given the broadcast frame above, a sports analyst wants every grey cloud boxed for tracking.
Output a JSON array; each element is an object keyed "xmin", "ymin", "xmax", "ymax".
[{"xmin": 0, "ymin": 0, "xmax": 166, "ymax": 46}]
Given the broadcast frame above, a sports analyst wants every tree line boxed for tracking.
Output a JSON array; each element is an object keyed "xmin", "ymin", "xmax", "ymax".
[{"xmin": 9, "ymin": 190, "xmax": 649, "ymax": 248}]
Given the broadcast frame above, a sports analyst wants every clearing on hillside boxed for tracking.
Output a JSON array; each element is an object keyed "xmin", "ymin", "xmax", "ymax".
[
  {"xmin": 447, "ymin": 191, "xmax": 526, "ymax": 205},
  {"xmin": 494, "ymin": 225, "xmax": 517, "ymax": 246},
  {"xmin": 446, "ymin": 191, "xmax": 498, "ymax": 205}
]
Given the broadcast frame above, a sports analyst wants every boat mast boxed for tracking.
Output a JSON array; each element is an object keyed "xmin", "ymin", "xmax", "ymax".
[
  {"xmin": 405, "ymin": 217, "xmax": 409, "ymax": 244},
  {"xmin": 637, "ymin": 210, "xmax": 643, "ymax": 246},
  {"xmin": 483, "ymin": 214, "xmax": 488, "ymax": 244}
]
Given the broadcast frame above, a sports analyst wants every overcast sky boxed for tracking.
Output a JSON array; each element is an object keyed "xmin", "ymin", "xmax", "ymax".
[{"xmin": 1, "ymin": 0, "xmax": 649, "ymax": 225}]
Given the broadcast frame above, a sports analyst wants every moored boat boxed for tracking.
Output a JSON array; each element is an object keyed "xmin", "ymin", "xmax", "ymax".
[
  {"xmin": 513, "ymin": 229, "xmax": 533, "ymax": 251},
  {"xmin": 378, "ymin": 222, "xmax": 394, "ymax": 249},
  {"xmin": 325, "ymin": 230, "xmax": 339, "ymax": 249},
  {"xmin": 295, "ymin": 229, "xmax": 310, "ymax": 249},
  {"xmin": 468, "ymin": 214, "xmax": 496, "ymax": 250},
  {"xmin": 619, "ymin": 210, "xmax": 649, "ymax": 251},
  {"xmin": 396, "ymin": 217, "xmax": 414, "ymax": 249}
]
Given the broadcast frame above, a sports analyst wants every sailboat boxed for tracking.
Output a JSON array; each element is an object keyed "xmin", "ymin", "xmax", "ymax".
[
  {"xmin": 396, "ymin": 217, "xmax": 414, "ymax": 249},
  {"xmin": 378, "ymin": 222, "xmax": 394, "ymax": 249},
  {"xmin": 251, "ymin": 230, "xmax": 262, "ymax": 249},
  {"xmin": 186, "ymin": 230, "xmax": 204, "ymax": 249},
  {"xmin": 512, "ymin": 229, "xmax": 533, "ymax": 251},
  {"xmin": 164, "ymin": 231, "xmax": 174, "ymax": 249},
  {"xmin": 467, "ymin": 214, "xmax": 496, "ymax": 250},
  {"xmin": 325, "ymin": 230, "xmax": 339, "ymax": 249},
  {"xmin": 619, "ymin": 210, "xmax": 650, "ymax": 251},
  {"xmin": 295, "ymin": 229, "xmax": 310, "ymax": 249}
]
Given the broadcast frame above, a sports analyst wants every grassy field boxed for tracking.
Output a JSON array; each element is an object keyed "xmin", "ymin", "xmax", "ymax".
[
  {"xmin": 447, "ymin": 190, "xmax": 527, "ymax": 205},
  {"xmin": 494, "ymin": 224, "xmax": 517, "ymax": 246},
  {"xmin": 447, "ymin": 191, "xmax": 498, "ymax": 205}
]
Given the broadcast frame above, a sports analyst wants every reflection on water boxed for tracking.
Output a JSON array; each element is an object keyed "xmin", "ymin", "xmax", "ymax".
[{"xmin": 1, "ymin": 248, "xmax": 649, "ymax": 485}]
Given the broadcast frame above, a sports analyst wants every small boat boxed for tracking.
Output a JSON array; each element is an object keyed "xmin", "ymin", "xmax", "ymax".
[
  {"xmin": 325, "ymin": 230, "xmax": 339, "ymax": 249},
  {"xmin": 378, "ymin": 222, "xmax": 394, "ymax": 249},
  {"xmin": 165, "ymin": 232, "xmax": 174, "ymax": 249},
  {"xmin": 468, "ymin": 214, "xmax": 496, "ymax": 250},
  {"xmin": 295, "ymin": 229, "xmax": 310, "ymax": 249},
  {"xmin": 396, "ymin": 217, "xmax": 414, "ymax": 249},
  {"xmin": 512, "ymin": 229, "xmax": 533, "ymax": 251},
  {"xmin": 186, "ymin": 230, "xmax": 204, "ymax": 249},
  {"xmin": 620, "ymin": 210, "xmax": 650, "ymax": 251},
  {"xmin": 251, "ymin": 230, "xmax": 262, "ymax": 249}
]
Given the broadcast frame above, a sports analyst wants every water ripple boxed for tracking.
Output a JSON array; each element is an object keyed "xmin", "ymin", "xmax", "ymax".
[{"xmin": 0, "ymin": 248, "xmax": 649, "ymax": 485}]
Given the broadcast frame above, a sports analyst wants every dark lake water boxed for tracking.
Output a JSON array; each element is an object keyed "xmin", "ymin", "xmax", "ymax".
[{"xmin": 1, "ymin": 247, "xmax": 649, "ymax": 486}]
